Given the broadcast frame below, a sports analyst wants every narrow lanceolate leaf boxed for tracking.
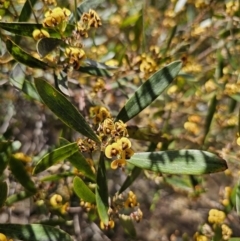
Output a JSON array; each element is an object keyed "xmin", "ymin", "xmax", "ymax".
[
  {"xmin": 54, "ymin": 70, "xmax": 69, "ymax": 96},
  {"xmin": 0, "ymin": 140, "xmax": 12, "ymax": 153},
  {"xmin": 41, "ymin": 172, "xmax": 75, "ymax": 182},
  {"xmin": 37, "ymin": 38, "xmax": 63, "ymax": 58},
  {"xmin": 96, "ymin": 152, "xmax": 109, "ymax": 225},
  {"xmin": 118, "ymin": 167, "xmax": 142, "ymax": 194},
  {"xmin": 0, "ymin": 22, "xmax": 42, "ymax": 36},
  {"xmin": 119, "ymin": 215, "xmax": 136, "ymax": 238},
  {"xmin": 10, "ymin": 64, "xmax": 41, "ymax": 101},
  {"xmin": 0, "ymin": 153, "xmax": 8, "ymax": 175},
  {"xmin": 78, "ymin": 59, "xmax": 116, "ymax": 77},
  {"xmin": 0, "ymin": 224, "xmax": 73, "ymax": 241},
  {"xmin": 34, "ymin": 78, "xmax": 100, "ymax": 143},
  {"xmin": 9, "ymin": 155, "xmax": 37, "ymax": 193},
  {"xmin": 0, "ymin": 182, "xmax": 8, "ymax": 208},
  {"xmin": 6, "ymin": 39, "xmax": 49, "ymax": 70},
  {"xmin": 116, "ymin": 61, "xmax": 182, "ymax": 122},
  {"xmin": 0, "ymin": 22, "xmax": 75, "ymax": 38},
  {"xmin": 33, "ymin": 142, "xmax": 79, "ymax": 174},
  {"xmin": 127, "ymin": 150, "xmax": 228, "ymax": 175},
  {"xmin": 19, "ymin": 0, "xmax": 37, "ymax": 22},
  {"xmin": 5, "ymin": 191, "xmax": 33, "ymax": 206},
  {"xmin": 59, "ymin": 138, "xmax": 96, "ymax": 181},
  {"xmin": 73, "ymin": 176, "xmax": 95, "ymax": 203},
  {"xmin": 234, "ymin": 179, "xmax": 240, "ymax": 216},
  {"xmin": 203, "ymin": 95, "xmax": 217, "ymax": 145},
  {"xmin": 78, "ymin": 66, "xmax": 112, "ymax": 77}
]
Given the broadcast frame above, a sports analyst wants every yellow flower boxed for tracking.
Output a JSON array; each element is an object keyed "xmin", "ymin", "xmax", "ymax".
[
  {"xmin": 105, "ymin": 142, "xmax": 122, "ymax": 158},
  {"xmin": 194, "ymin": 232, "xmax": 208, "ymax": 241},
  {"xmin": 50, "ymin": 194, "xmax": 63, "ymax": 207},
  {"xmin": 100, "ymin": 219, "xmax": 114, "ymax": 230},
  {"xmin": 208, "ymin": 209, "xmax": 226, "ymax": 224},
  {"xmin": 102, "ymin": 118, "xmax": 114, "ymax": 135},
  {"xmin": 60, "ymin": 202, "xmax": 69, "ymax": 214},
  {"xmin": 43, "ymin": 7, "xmax": 71, "ymax": 29},
  {"xmin": 32, "ymin": 29, "xmax": 50, "ymax": 40},
  {"xmin": 65, "ymin": 47, "xmax": 85, "ymax": 69},
  {"xmin": 125, "ymin": 148, "xmax": 134, "ymax": 159},
  {"xmin": 114, "ymin": 120, "xmax": 128, "ymax": 136},
  {"xmin": 117, "ymin": 137, "xmax": 131, "ymax": 150},
  {"xmin": 99, "ymin": 107, "xmax": 111, "ymax": 120},
  {"xmin": 12, "ymin": 152, "xmax": 32, "ymax": 162},
  {"xmin": 221, "ymin": 224, "xmax": 232, "ymax": 240},
  {"xmin": 0, "ymin": 233, "xmax": 7, "ymax": 241},
  {"xmin": 125, "ymin": 191, "xmax": 138, "ymax": 207},
  {"xmin": 130, "ymin": 208, "xmax": 143, "ymax": 222},
  {"xmin": 110, "ymin": 159, "xmax": 126, "ymax": 169}
]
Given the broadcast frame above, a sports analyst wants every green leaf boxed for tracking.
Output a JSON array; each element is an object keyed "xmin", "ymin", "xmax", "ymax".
[
  {"xmin": 0, "ymin": 153, "xmax": 8, "ymax": 175},
  {"xmin": 68, "ymin": 152, "xmax": 96, "ymax": 181},
  {"xmin": 0, "ymin": 224, "xmax": 73, "ymax": 241},
  {"xmin": 33, "ymin": 142, "xmax": 79, "ymax": 174},
  {"xmin": 127, "ymin": 150, "xmax": 228, "ymax": 175},
  {"xmin": 54, "ymin": 70, "xmax": 69, "ymax": 96},
  {"xmin": 19, "ymin": 0, "xmax": 37, "ymax": 22},
  {"xmin": 5, "ymin": 190, "xmax": 33, "ymax": 206},
  {"xmin": 78, "ymin": 59, "xmax": 116, "ymax": 77},
  {"xmin": 119, "ymin": 215, "xmax": 136, "ymax": 238},
  {"xmin": 127, "ymin": 125, "xmax": 167, "ymax": 143},
  {"xmin": 73, "ymin": 176, "xmax": 95, "ymax": 203},
  {"xmin": 118, "ymin": 167, "xmax": 142, "ymax": 194},
  {"xmin": 10, "ymin": 64, "xmax": 41, "ymax": 101},
  {"xmin": 9, "ymin": 155, "xmax": 37, "ymax": 193},
  {"xmin": 83, "ymin": 59, "xmax": 117, "ymax": 70},
  {"xmin": 41, "ymin": 172, "xmax": 75, "ymax": 182},
  {"xmin": 0, "ymin": 22, "xmax": 42, "ymax": 37},
  {"xmin": 34, "ymin": 78, "xmax": 100, "ymax": 143},
  {"xmin": 37, "ymin": 38, "xmax": 63, "ymax": 58},
  {"xmin": 0, "ymin": 182, "xmax": 8, "ymax": 208},
  {"xmin": 203, "ymin": 95, "xmax": 217, "ymax": 145},
  {"xmin": 164, "ymin": 176, "xmax": 193, "ymax": 192},
  {"xmin": 6, "ymin": 39, "xmax": 49, "ymax": 70},
  {"xmin": 0, "ymin": 140, "xmax": 12, "ymax": 153},
  {"xmin": 0, "ymin": 22, "xmax": 75, "ymax": 38},
  {"xmin": 59, "ymin": 138, "xmax": 96, "ymax": 181},
  {"xmin": 78, "ymin": 66, "xmax": 112, "ymax": 77},
  {"xmin": 96, "ymin": 152, "xmax": 109, "ymax": 225},
  {"xmin": 231, "ymin": 179, "xmax": 240, "ymax": 216},
  {"xmin": 116, "ymin": 61, "xmax": 182, "ymax": 122}
]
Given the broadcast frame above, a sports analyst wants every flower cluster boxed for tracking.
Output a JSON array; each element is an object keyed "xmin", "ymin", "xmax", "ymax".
[
  {"xmin": 221, "ymin": 186, "xmax": 232, "ymax": 207},
  {"xmin": 226, "ymin": 1, "xmax": 239, "ymax": 16},
  {"xmin": 75, "ymin": 9, "xmax": 102, "ymax": 38},
  {"xmin": 208, "ymin": 209, "xmax": 226, "ymax": 224},
  {"xmin": 134, "ymin": 54, "xmax": 157, "ymax": 78},
  {"xmin": 105, "ymin": 137, "xmax": 134, "ymax": 169},
  {"xmin": 194, "ymin": 232, "xmax": 208, "ymax": 241},
  {"xmin": 42, "ymin": 7, "xmax": 71, "ymax": 31},
  {"xmin": 221, "ymin": 224, "xmax": 232, "ymax": 240},
  {"xmin": 89, "ymin": 106, "xmax": 111, "ymax": 124},
  {"xmin": 100, "ymin": 219, "xmax": 115, "ymax": 230},
  {"xmin": 64, "ymin": 47, "xmax": 86, "ymax": 70},
  {"xmin": 77, "ymin": 138, "xmax": 97, "ymax": 153},
  {"xmin": 42, "ymin": 0, "xmax": 57, "ymax": 6},
  {"xmin": 77, "ymin": 106, "xmax": 134, "ymax": 170},
  {"xmin": 80, "ymin": 200, "xmax": 96, "ymax": 212},
  {"xmin": 91, "ymin": 78, "xmax": 105, "ymax": 95}
]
